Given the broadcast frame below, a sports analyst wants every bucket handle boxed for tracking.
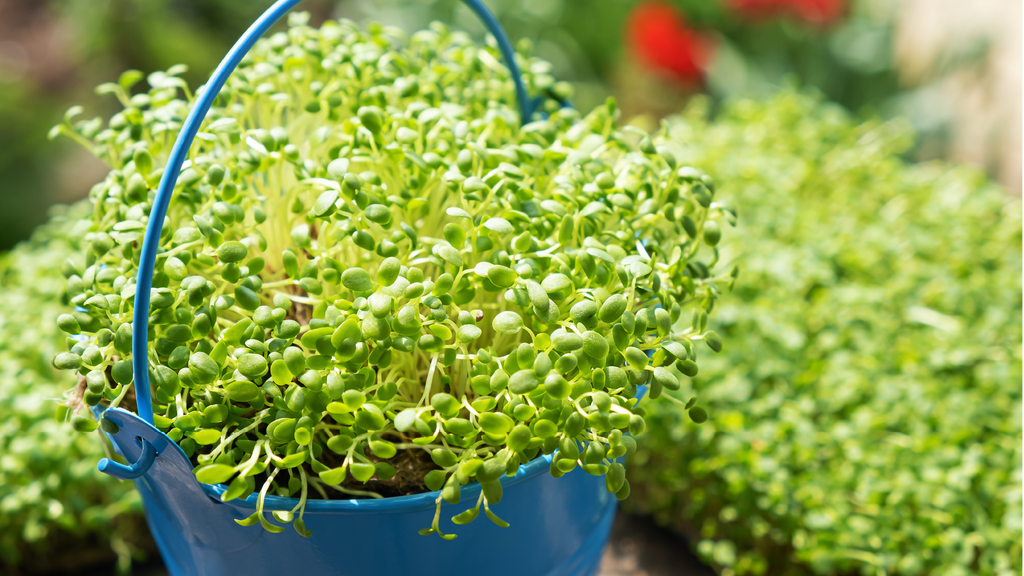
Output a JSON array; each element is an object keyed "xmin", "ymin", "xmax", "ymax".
[{"xmin": 104, "ymin": 0, "xmax": 538, "ymax": 482}]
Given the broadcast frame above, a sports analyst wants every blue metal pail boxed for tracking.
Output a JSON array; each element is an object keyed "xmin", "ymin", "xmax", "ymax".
[
  {"xmin": 93, "ymin": 2, "xmax": 614, "ymax": 575},
  {"xmin": 101, "ymin": 408, "xmax": 616, "ymax": 576}
]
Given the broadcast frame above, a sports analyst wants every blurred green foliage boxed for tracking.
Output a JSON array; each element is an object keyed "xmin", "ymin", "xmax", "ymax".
[
  {"xmin": 628, "ymin": 90, "xmax": 1022, "ymax": 576},
  {"xmin": 0, "ymin": 0, "xmax": 337, "ymax": 250},
  {"xmin": 677, "ymin": 1, "xmax": 900, "ymax": 111},
  {"xmin": 351, "ymin": 0, "xmax": 901, "ymax": 113},
  {"xmin": 0, "ymin": 200, "xmax": 148, "ymax": 574}
]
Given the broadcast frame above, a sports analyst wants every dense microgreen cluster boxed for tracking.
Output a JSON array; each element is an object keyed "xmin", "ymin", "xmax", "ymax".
[
  {"xmin": 0, "ymin": 202, "xmax": 145, "ymax": 573},
  {"xmin": 627, "ymin": 92, "xmax": 1022, "ymax": 576},
  {"xmin": 50, "ymin": 13, "xmax": 734, "ymax": 539}
]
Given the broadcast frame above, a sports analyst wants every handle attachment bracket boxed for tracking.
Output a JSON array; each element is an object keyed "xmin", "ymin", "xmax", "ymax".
[{"xmin": 98, "ymin": 437, "xmax": 157, "ymax": 480}]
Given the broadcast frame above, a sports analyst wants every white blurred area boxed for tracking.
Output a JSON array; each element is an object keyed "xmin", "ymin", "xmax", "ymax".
[{"xmin": 892, "ymin": 0, "xmax": 1021, "ymax": 195}]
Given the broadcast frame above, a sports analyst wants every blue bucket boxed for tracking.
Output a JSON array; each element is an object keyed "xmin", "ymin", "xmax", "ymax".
[
  {"xmin": 93, "ymin": 1, "xmax": 618, "ymax": 575},
  {"xmin": 99, "ymin": 407, "xmax": 616, "ymax": 576}
]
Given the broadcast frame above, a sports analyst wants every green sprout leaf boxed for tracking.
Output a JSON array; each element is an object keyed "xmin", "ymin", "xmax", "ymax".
[
  {"xmin": 195, "ymin": 464, "xmax": 235, "ymax": 485},
  {"xmin": 341, "ymin": 268, "xmax": 373, "ymax": 292},
  {"xmin": 492, "ymin": 311, "xmax": 523, "ymax": 335}
]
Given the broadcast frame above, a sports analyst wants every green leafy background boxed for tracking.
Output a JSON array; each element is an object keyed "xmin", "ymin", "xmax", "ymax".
[
  {"xmin": 0, "ymin": 202, "xmax": 147, "ymax": 573},
  {"xmin": 628, "ymin": 91, "xmax": 1022, "ymax": 576}
]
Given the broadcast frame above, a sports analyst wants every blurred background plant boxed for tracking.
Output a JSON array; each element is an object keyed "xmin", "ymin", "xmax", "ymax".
[
  {"xmin": 628, "ymin": 90, "xmax": 1022, "ymax": 576},
  {"xmin": 0, "ymin": 0, "xmax": 343, "ymax": 250},
  {"xmin": 0, "ymin": 201, "xmax": 149, "ymax": 575}
]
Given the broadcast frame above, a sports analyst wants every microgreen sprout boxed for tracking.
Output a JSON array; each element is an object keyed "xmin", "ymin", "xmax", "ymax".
[{"xmin": 52, "ymin": 13, "xmax": 735, "ymax": 538}]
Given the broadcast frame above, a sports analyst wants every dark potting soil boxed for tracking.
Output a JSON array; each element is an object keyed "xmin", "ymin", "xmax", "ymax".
[{"xmin": 318, "ymin": 439, "xmax": 439, "ymax": 498}]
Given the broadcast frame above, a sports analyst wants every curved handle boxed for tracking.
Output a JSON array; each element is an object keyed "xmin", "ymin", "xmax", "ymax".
[
  {"xmin": 131, "ymin": 0, "xmax": 535, "ymax": 424},
  {"xmin": 461, "ymin": 0, "xmax": 534, "ymax": 120},
  {"xmin": 98, "ymin": 437, "xmax": 157, "ymax": 480}
]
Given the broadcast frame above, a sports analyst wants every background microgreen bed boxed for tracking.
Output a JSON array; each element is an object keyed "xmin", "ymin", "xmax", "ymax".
[
  {"xmin": 50, "ymin": 13, "xmax": 732, "ymax": 539},
  {"xmin": 0, "ymin": 202, "xmax": 146, "ymax": 574},
  {"xmin": 627, "ymin": 91, "xmax": 1022, "ymax": 576}
]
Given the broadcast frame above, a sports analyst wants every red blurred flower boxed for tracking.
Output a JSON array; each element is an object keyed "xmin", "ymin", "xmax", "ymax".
[
  {"xmin": 626, "ymin": 1, "xmax": 715, "ymax": 85},
  {"xmin": 728, "ymin": 0, "xmax": 847, "ymax": 26}
]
